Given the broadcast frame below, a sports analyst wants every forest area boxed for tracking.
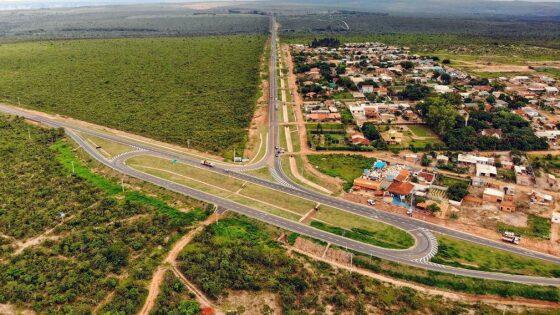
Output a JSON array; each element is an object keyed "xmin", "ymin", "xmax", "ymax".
[
  {"xmin": 0, "ymin": 116, "xmax": 210, "ymax": 313},
  {"xmin": 0, "ymin": 35, "xmax": 266, "ymax": 155}
]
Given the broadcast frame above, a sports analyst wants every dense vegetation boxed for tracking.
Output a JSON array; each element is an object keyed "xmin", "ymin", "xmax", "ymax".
[
  {"xmin": 0, "ymin": 116, "xmax": 210, "ymax": 313},
  {"xmin": 432, "ymin": 236, "xmax": 560, "ymax": 278},
  {"xmin": 416, "ymin": 95, "xmax": 548, "ymax": 151},
  {"xmin": 0, "ymin": 5, "xmax": 268, "ymax": 42},
  {"xmin": 280, "ymin": 13, "xmax": 560, "ymax": 46},
  {"xmin": 177, "ymin": 215, "xmax": 501, "ymax": 313},
  {"xmin": 0, "ymin": 35, "xmax": 266, "ymax": 155},
  {"xmin": 150, "ymin": 271, "xmax": 200, "ymax": 315}
]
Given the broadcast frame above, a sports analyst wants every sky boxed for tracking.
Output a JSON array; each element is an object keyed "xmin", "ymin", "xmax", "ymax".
[{"xmin": 0, "ymin": 0, "xmax": 557, "ymax": 11}]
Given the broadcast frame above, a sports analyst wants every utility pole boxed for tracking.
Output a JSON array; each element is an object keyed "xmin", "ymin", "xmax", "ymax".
[
  {"xmin": 71, "ymin": 161, "xmax": 75, "ymax": 174},
  {"xmin": 121, "ymin": 178, "xmax": 125, "ymax": 193},
  {"xmin": 27, "ymin": 127, "xmax": 31, "ymax": 140},
  {"xmin": 187, "ymin": 139, "xmax": 190, "ymax": 149}
]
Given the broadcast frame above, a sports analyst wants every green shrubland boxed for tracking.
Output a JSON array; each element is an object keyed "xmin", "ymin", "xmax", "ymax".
[
  {"xmin": 0, "ymin": 35, "xmax": 266, "ymax": 155},
  {"xmin": 0, "ymin": 116, "xmax": 209, "ymax": 313}
]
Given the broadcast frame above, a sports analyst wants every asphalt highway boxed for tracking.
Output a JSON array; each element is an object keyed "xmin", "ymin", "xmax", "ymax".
[{"xmin": 1, "ymin": 16, "xmax": 559, "ymax": 286}]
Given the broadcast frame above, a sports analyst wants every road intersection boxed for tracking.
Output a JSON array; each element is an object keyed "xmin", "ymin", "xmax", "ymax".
[{"xmin": 0, "ymin": 16, "xmax": 559, "ymax": 286}]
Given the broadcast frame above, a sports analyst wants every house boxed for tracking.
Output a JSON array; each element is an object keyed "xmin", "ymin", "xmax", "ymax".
[
  {"xmin": 483, "ymin": 188, "xmax": 504, "ymax": 203},
  {"xmin": 458, "ymin": 154, "xmax": 494, "ymax": 166},
  {"xmin": 434, "ymin": 85, "xmax": 452, "ymax": 94},
  {"xmin": 404, "ymin": 154, "xmax": 418, "ymax": 163},
  {"xmin": 353, "ymin": 178, "xmax": 382, "ymax": 191},
  {"xmin": 479, "ymin": 128, "xmax": 503, "ymax": 139},
  {"xmin": 535, "ymin": 130, "xmax": 560, "ymax": 141},
  {"xmin": 545, "ymin": 86, "xmax": 559, "ymax": 95},
  {"xmin": 387, "ymin": 181, "xmax": 415, "ymax": 198},
  {"xmin": 436, "ymin": 154, "xmax": 449, "ymax": 164},
  {"xmin": 476, "ymin": 164, "xmax": 497, "ymax": 177},
  {"xmin": 514, "ymin": 165, "xmax": 533, "ymax": 186},
  {"xmin": 305, "ymin": 113, "xmax": 341, "ymax": 122},
  {"xmin": 471, "ymin": 177, "xmax": 485, "ymax": 187},
  {"xmin": 351, "ymin": 134, "xmax": 371, "ymax": 146},
  {"xmin": 500, "ymin": 201, "xmax": 516, "ymax": 212},
  {"xmin": 417, "ymin": 171, "xmax": 436, "ymax": 185},
  {"xmin": 360, "ymin": 85, "xmax": 375, "ymax": 94},
  {"xmin": 395, "ymin": 169, "xmax": 410, "ymax": 182},
  {"xmin": 381, "ymin": 129, "xmax": 403, "ymax": 145},
  {"xmin": 529, "ymin": 191, "xmax": 553, "ymax": 204}
]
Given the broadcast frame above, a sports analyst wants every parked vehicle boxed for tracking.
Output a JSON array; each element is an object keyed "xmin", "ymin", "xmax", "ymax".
[{"xmin": 367, "ymin": 199, "xmax": 376, "ymax": 206}]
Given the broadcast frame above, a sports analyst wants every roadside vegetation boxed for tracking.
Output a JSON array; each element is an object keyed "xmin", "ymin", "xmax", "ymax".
[
  {"xmin": 432, "ymin": 236, "xmax": 560, "ymax": 277},
  {"xmin": 353, "ymin": 252, "xmax": 559, "ymax": 303},
  {"xmin": 498, "ymin": 215, "xmax": 551, "ymax": 240},
  {"xmin": 177, "ymin": 215, "xmax": 504, "ymax": 313},
  {"xmin": 0, "ymin": 116, "xmax": 210, "ymax": 313},
  {"xmin": 0, "ymin": 35, "xmax": 265, "ymax": 156}
]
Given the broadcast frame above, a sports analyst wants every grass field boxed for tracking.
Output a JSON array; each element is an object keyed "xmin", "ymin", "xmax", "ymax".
[
  {"xmin": 0, "ymin": 35, "xmax": 266, "ymax": 155},
  {"xmin": 308, "ymin": 154, "xmax": 376, "ymax": 191},
  {"xmin": 408, "ymin": 125, "xmax": 437, "ymax": 138},
  {"xmin": 313, "ymin": 206, "xmax": 415, "ymax": 249},
  {"xmin": 432, "ymin": 235, "xmax": 560, "ymax": 277}
]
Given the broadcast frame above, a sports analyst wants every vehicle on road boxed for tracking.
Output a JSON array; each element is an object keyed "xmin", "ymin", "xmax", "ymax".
[
  {"xmin": 201, "ymin": 159, "xmax": 215, "ymax": 167},
  {"xmin": 502, "ymin": 231, "xmax": 521, "ymax": 244}
]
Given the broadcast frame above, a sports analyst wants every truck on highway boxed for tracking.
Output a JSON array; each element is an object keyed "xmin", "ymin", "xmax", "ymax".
[
  {"xmin": 200, "ymin": 160, "xmax": 215, "ymax": 167},
  {"xmin": 501, "ymin": 231, "xmax": 521, "ymax": 244}
]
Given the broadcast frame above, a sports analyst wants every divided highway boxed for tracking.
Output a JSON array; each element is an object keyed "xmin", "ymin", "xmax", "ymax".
[{"xmin": 0, "ymin": 16, "xmax": 559, "ymax": 286}]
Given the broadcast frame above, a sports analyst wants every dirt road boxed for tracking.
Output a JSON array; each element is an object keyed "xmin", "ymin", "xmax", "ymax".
[{"xmin": 139, "ymin": 213, "xmax": 221, "ymax": 315}]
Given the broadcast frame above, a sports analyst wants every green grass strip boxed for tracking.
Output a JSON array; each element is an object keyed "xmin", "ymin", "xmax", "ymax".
[
  {"xmin": 310, "ymin": 220, "xmax": 411, "ymax": 249},
  {"xmin": 125, "ymin": 191, "xmax": 208, "ymax": 227},
  {"xmin": 51, "ymin": 141, "xmax": 121, "ymax": 195},
  {"xmin": 52, "ymin": 140, "xmax": 209, "ymax": 224}
]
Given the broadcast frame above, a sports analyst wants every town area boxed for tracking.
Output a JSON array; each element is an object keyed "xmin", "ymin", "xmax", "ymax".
[{"xmin": 288, "ymin": 39, "xmax": 560, "ymax": 253}]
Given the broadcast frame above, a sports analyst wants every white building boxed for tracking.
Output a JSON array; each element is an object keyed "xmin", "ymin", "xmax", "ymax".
[
  {"xmin": 458, "ymin": 154, "xmax": 495, "ymax": 166},
  {"xmin": 476, "ymin": 164, "xmax": 497, "ymax": 177}
]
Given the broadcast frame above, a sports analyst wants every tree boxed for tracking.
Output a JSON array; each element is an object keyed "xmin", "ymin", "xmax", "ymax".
[
  {"xmin": 400, "ymin": 61, "xmax": 414, "ymax": 70},
  {"xmin": 421, "ymin": 154, "xmax": 430, "ymax": 167},
  {"xmin": 427, "ymin": 204, "xmax": 441, "ymax": 213},
  {"xmin": 399, "ymin": 84, "xmax": 432, "ymax": 100},
  {"xmin": 175, "ymin": 300, "xmax": 200, "ymax": 315},
  {"xmin": 446, "ymin": 182, "xmax": 469, "ymax": 201},
  {"xmin": 426, "ymin": 103, "xmax": 458, "ymax": 135},
  {"xmin": 361, "ymin": 122, "xmax": 381, "ymax": 141},
  {"xmin": 310, "ymin": 38, "xmax": 341, "ymax": 48},
  {"xmin": 440, "ymin": 72, "xmax": 452, "ymax": 84}
]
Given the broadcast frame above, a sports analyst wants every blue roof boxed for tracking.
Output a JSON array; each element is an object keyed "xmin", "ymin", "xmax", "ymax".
[{"xmin": 373, "ymin": 160, "xmax": 386, "ymax": 169}]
